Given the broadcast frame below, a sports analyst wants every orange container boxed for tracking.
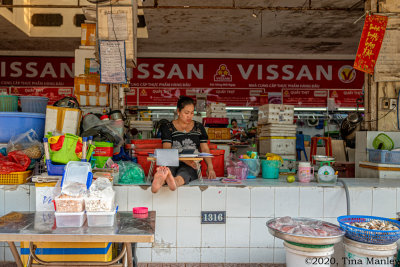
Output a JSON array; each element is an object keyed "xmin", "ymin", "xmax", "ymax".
[{"xmin": 201, "ymin": 150, "xmax": 225, "ymax": 177}]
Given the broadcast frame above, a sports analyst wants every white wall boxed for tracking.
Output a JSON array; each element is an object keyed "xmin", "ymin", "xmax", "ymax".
[{"xmin": 1, "ymin": 183, "xmax": 399, "ymax": 264}]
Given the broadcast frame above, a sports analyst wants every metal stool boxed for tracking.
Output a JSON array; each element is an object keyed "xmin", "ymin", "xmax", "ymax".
[{"xmin": 310, "ymin": 137, "xmax": 332, "ymax": 164}]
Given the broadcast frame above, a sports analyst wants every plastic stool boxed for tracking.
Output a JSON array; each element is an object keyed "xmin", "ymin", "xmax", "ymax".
[
  {"xmin": 310, "ymin": 137, "xmax": 332, "ymax": 164},
  {"xmin": 296, "ymin": 134, "xmax": 308, "ymax": 161}
]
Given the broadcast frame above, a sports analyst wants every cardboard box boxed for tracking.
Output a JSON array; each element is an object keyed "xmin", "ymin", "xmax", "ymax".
[
  {"xmin": 81, "ymin": 23, "xmax": 96, "ymax": 46},
  {"xmin": 45, "ymin": 106, "xmax": 82, "ymax": 135},
  {"xmin": 207, "ymin": 128, "xmax": 230, "ymax": 140},
  {"xmin": 74, "ymin": 75, "xmax": 109, "ymax": 106}
]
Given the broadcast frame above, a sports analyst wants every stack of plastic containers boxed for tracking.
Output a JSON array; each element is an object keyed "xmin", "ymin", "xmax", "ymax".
[
  {"xmin": 85, "ymin": 178, "xmax": 116, "ymax": 227},
  {"xmin": 54, "ymin": 161, "xmax": 93, "ymax": 227}
]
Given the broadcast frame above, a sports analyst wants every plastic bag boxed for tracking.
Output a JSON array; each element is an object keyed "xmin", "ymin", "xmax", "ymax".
[
  {"xmin": 86, "ymin": 178, "xmax": 115, "ymax": 211},
  {"xmin": 7, "ymin": 129, "xmax": 43, "ymax": 160},
  {"xmin": 226, "ymin": 153, "xmax": 249, "ymax": 180},
  {"xmin": 61, "ymin": 182, "xmax": 87, "ymax": 197},
  {"xmin": 0, "ymin": 151, "xmax": 31, "ymax": 174},
  {"xmin": 117, "ymin": 161, "xmax": 145, "ymax": 184}
]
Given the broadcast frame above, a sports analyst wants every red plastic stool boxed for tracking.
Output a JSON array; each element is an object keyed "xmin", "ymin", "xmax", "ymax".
[{"xmin": 310, "ymin": 137, "xmax": 332, "ymax": 164}]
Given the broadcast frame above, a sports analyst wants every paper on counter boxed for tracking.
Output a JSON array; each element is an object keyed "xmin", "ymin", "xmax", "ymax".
[{"xmin": 155, "ymin": 149, "xmax": 179, "ymax": 167}]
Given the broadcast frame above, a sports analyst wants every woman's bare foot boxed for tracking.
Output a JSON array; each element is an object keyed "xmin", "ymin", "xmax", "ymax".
[
  {"xmin": 151, "ymin": 167, "xmax": 168, "ymax": 193},
  {"xmin": 165, "ymin": 167, "xmax": 177, "ymax": 191}
]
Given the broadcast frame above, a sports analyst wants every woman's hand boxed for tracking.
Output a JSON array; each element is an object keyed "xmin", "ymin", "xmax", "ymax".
[{"xmin": 207, "ymin": 168, "xmax": 217, "ymax": 179}]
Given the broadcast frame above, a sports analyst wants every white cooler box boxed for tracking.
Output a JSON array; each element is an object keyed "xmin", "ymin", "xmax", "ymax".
[
  {"xmin": 359, "ymin": 161, "xmax": 400, "ymax": 179},
  {"xmin": 259, "ymin": 137, "xmax": 296, "ymax": 155}
]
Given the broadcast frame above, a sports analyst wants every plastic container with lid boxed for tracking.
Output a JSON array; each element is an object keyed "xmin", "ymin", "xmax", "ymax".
[
  {"xmin": 55, "ymin": 195, "xmax": 85, "ymax": 212},
  {"xmin": 87, "ymin": 208, "xmax": 117, "ymax": 227},
  {"xmin": 61, "ymin": 161, "xmax": 93, "ymax": 191},
  {"xmin": 55, "ymin": 211, "xmax": 86, "ymax": 227}
]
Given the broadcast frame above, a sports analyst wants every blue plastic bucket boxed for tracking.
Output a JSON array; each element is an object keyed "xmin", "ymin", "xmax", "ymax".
[
  {"xmin": 239, "ymin": 159, "xmax": 260, "ymax": 178},
  {"xmin": 0, "ymin": 112, "xmax": 45, "ymax": 143},
  {"xmin": 19, "ymin": 96, "xmax": 49, "ymax": 114},
  {"xmin": 261, "ymin": 160, "xmax": 281, "ymax": 179}
]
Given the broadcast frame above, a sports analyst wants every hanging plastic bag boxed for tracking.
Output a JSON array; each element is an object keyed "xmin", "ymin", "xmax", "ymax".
[{"xmin": 7, "ymin": 129, "xmax": 43, "ymax": 160}]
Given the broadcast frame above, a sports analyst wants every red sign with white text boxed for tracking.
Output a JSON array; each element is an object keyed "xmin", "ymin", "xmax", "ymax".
[
  {"xmin": 283, "ymin": 89, "xmax": 328, "ymax": 107},
  {"xmin": 10, "ymin": 87, "xmax": 74, "ymax": 104},
  {"xmin": 330, "ymin": 90, "xmax": 363, "ymax": 107},
  {"xmin": 131, "ymin": 58, "xmax": 363, "ymax": 90},
  {"xmin": 0, "ymin": 56, "xmax": 74, "ymax": 87},
  {"xmin": 126, "ymin": 88, "xmax": 267, "ymax": 106}
]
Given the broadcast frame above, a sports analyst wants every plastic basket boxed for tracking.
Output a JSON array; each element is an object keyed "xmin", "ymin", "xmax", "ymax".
[
  {"xmin": 0, "ymin": 171, "xmax": 32, "ymax": 184},
  {"xmin": 337, "ymin": 215, "xmax": 400, "ymax": 245},
  {"xmin": 368, "ymin": 149, "xmax": 400, "ymax": 165},
  {"xmin": 373, "ymin": 133, "xmax": 394, "ymax": 150},
  {"xmin": 19, "ymin": 96, "xmax": 49, "ymax": 114},
  {"xmin": 0, "ymin": 95, "xmax": 18, "ymax": 112},
  {"xmin": 48, "ymin": 134, "xmax": 95, "ymax": 164}
]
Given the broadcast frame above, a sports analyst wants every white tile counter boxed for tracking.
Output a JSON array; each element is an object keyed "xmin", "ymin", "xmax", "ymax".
[{"xmin": 0, "ymin": 178, "xmax": 400, "ymax": 264}]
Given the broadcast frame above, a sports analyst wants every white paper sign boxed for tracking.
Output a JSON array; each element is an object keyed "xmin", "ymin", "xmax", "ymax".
[
  {"xmin": 99, "ymin": 40, "xmax": 127, "ymax": 84},
  {"xmin": 107, "ymin": 12, "xmax": 128, "ymax": 40}
]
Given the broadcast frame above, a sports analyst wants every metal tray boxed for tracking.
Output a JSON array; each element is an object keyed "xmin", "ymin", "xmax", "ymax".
[{"xmin": 266, "ymin": 217, "xmax": 345, "ymax": 245}]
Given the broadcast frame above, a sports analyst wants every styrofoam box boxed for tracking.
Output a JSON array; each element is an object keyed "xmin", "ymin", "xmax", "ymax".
[
  {"xmin": 258, "ymin": 104, "xmax": 294, "ymax": 125},
  {"xmin": 87, "ymin": 210, "xmax": 116, "ymax": 227},
  {"xmin": 55, "ymin": 211, "xmax": 86, "ymax": 227},
  {"xmin": 74, "ymin": 47, "xmax": 96, "ymax": 76},
  {"xmin": 259, "ymin": 138, "xmax": 296, "ymax": 155},
  {"xmin": 207, "ymin": 106, "xmax": 226, "ymax": 113},
  {"xmin": 209, "ymin": 103, "xmax": 226, "ymax": 107},
  {"xmin": 36, "ymin": 183, "xmax": 56, "ymax": 212},
  {"xmin": 207, "ymin": 112, "xmax": 227, "ymax": 118}
]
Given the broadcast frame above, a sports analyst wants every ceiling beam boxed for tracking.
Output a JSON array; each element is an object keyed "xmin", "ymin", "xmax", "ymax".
[{"xmin": 0, "ymin": 4, "xmax": 364, "ymax": 12}]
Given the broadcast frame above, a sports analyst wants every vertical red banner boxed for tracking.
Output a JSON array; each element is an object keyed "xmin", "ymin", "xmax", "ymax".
[{"xmin": 354, "ymin": 14, "xmax": 388, "ymax": 74}]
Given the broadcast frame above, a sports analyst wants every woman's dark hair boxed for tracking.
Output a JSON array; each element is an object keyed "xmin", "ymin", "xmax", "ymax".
[
  {"xmin": 231, "ymin": 119, "xmax": 237, "ymax": 124},
  {"xmin": 177, "ymin": 96, "xmax": 195, "ymax": 111}
]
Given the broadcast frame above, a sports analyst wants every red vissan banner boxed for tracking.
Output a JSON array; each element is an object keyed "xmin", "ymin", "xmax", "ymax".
[
  {"xmin": 282, "ymin": 89, "xmax": 328, "ymax": 107},
  {"xmin": 329, "ymin": 90, "xmax": 363, "ymax": 107},
  {"xmin": 354, "ymin": 14, "xmax": 388, "ymax": 74},
  {"xmin": 9, "ymin": 87, "xmax": 74, "ymax": 104},
  {"xmin": 131, "ymin": 59, "xmax": 363, "ymax": 90},
  {"xmin": 126, "ymin": 88, "xmax": 268, "ymax": 107}
]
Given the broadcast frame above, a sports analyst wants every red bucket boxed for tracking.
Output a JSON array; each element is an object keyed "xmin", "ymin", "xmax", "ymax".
[
  {"xmin": 136, "ymin": 151, "xmax": 157, "ymax": 176},
  {"xmin": 132, "ymin": 139, "xmax": 163, "ymax": 149},
  {"xmin": 201, "ymin": 150, "xmax": 225, "ymax": 177}
]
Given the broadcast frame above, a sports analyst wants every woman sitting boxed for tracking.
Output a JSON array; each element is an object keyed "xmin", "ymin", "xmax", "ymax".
[{"xmin": 151, "ymin": 96, "xmax": 217, "ymax": 193}]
